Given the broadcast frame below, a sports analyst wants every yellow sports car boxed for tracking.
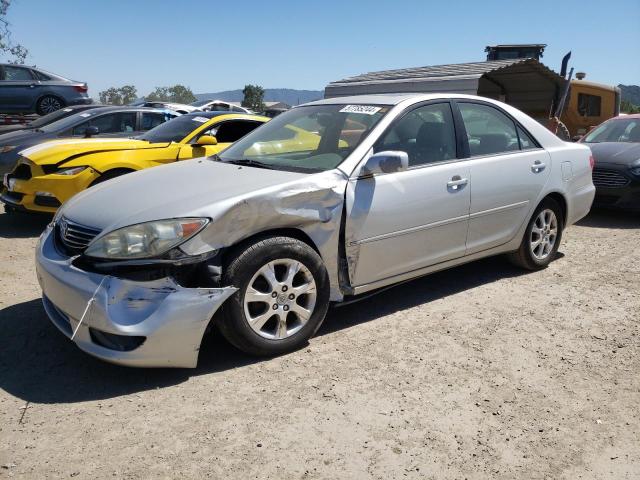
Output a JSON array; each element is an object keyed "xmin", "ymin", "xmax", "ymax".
[{"xmin": 1, "ymin": 112, "xmax": 269, "ymax": 214}]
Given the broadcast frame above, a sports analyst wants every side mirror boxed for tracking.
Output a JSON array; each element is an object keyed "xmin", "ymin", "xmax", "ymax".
[
  {"xmin": 195, "ymin": 135, "xmax": 217, "ymax": 146},
  {"xmin": 84, "ymin": 126, "xmax": 99, "ymax": 138},
  {"xmin": 359, "ymin": 150, "xmax": 409, "ymax": 177}
]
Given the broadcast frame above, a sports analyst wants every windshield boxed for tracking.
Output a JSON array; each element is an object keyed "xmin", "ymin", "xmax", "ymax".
[
  {"xmin": 39, "ymin": 110, "xmax": 101, "ymax": 132},
  {"xmin": 583, "ymin": 118, "xmax": 640, "ymax": 143},
  {"xmin": 138, "ymin": 114, "xmax": 208, "ymax": 143},
  {"xmin": 28, "ymin": 108, "xmax": 80, "ymax": 128},
  {"xmin": 217, "ymin": 104, "xmax": 390, "ymax": 172}
]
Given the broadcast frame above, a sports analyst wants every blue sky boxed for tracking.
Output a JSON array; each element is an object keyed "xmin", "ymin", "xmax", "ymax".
[{"xmin": 5, "ymin": 0, "xmax": 640, "ymax": 98}]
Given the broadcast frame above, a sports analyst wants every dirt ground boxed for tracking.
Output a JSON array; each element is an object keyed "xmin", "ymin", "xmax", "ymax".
[{"xmin": 0, "ymin": 204, "xmax": 638, "ymax": 480}]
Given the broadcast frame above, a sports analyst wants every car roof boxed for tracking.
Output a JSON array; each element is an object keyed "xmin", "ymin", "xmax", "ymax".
[
  {"xmin": 75, "ymin": 106, "xmax": 175, "ymax": 115},
  {"xmin": 307, "ymin": 93, "xmax": 520, "ymax": 107},
  {"xmin": 612, "ymin": 113, "xmax": 640, "ymax": 119},
  {"xmin": 181, "ymin": 111, "xmax": 255, "ymax": 119}
]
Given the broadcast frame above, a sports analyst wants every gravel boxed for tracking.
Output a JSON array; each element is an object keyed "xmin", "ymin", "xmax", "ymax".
[{"xmin": 0, "ymin": 205, "xmax": 638, "ymax": 479}]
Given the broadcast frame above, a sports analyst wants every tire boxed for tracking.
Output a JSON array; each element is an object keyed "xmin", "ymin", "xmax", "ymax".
[
  {"xmin": 89, "ymin": 169, "xmax": 133, "ymax": 187},
  {"xmin": 508, "ymin": 198, "xmax": 564, "ymax": 270},
  {"xmin": 36, "ymin": 96, "xmax": 65, "ymax": 116},
  {"xmin": 218, "ymin": 236, "xmax": 330, "ymax": 356}
]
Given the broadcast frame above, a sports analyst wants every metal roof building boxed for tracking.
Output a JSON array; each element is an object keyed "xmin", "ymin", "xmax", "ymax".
[{"xmin": 324, "ymin": 58, "xmax": 566, "ymax": 115}]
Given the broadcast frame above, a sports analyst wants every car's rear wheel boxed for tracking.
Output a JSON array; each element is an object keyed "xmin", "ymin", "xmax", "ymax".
[
  {"xmin": 36, "ymin": 96, "xmax": 64, "ymax": 115},
  {"xmin": 508, "ymin": 198, "xmax": 563, "ymax": 270},
  {"xmin": 218, "ymin": 236, "xmax": 330, "ymax": 356}
]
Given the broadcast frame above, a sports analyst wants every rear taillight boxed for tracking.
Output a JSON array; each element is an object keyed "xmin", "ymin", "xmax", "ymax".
[
  {"xmin": 589, "ymin": 155, "xmax": 595, "ymax": 170},
  {"xmin": 73, "ymin": 84, "xmax": 88, "ymax": 93}
]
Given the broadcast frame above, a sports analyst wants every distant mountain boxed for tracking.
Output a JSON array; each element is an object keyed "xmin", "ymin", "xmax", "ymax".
[
  {"xmin": 194, "ymin": 88, "xmax": 323, "ymax": 106},
  {"xmin": 619, "ymin": 84, "xmax": 640, "ymax": 106}
]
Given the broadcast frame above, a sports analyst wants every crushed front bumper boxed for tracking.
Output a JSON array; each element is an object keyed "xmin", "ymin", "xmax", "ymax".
[{"xmin": 35, "ymin": 225, "xmax": 236, "ymax": 368}]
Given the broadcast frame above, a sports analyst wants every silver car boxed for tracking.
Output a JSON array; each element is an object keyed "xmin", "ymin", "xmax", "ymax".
[
  {"xmin": 35, "ymin": 94, "xmax": 595, "ymax": 367},
  {"xmin": 0, "ymin": 64, "xmax": 92, "ymax": 115}
]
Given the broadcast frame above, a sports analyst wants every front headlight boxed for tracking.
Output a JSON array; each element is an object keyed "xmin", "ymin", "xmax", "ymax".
[
  {"xmin": 56, "ymin": 166, "xmax": 87, "ymax": 176},
  {"xmin": 85, "ymin": 218, "xmax": 209, "ymax": 260},
  {"xmin": 0, "ymin": 146, "xmax": 16, "ymax": 154},
  {"xmin": 630, "ymin": 166, "xmax": 640, "ymax": 177}
]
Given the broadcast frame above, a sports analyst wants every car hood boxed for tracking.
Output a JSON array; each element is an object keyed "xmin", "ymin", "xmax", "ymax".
[
  {"xmin": 0, "ymin": 124, "xmax": 27, "ymax": 135},
  {"xmin": 586, "ymin": 142, "xmax": 640, "ymax": 166},
  {"xmin": 0, "ymin": 128, "xmax": 47, "ymax": 146},
  {"xmin": 60, "ymin": 159, "xmax": 317, "ymax": 233},
  {"xmin": 19, "ymin": 138, "xmax": 171, "ymax": 166}
]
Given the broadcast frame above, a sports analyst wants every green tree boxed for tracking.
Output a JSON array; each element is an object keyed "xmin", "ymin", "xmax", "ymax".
[
  {"xmin": 98, "ymin": 85, "xmax": 138, "ymax": 105},
  {"xmin": 242, "ymin": 84, "xmax": 265, "ymax": 112},
  {"xmin": 0, "ymin": 0, "xmax": 28, "ymax": 64},
  {"xmin": 145, "ymin": 86, "xmax": 170, "ymax": 102},
  {"xmin": 620, "ymin": 99, "xmax": 640, "ymax": 114},
  {"xmin": 145, "ymin": 85, "xmax": 196, "ymax": 104}
]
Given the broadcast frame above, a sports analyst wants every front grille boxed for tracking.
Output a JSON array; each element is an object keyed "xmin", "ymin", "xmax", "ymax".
[
  {"xmin": 592, "ymin": 168, "xmax": 630, "ymax": 188},
  {"xmin": 11, "ymin": 163, "xmax": 32, "ymax": 180},
  {"xmin": 56, "ymin": 217, "xmax": 101, "ymax": 255}
]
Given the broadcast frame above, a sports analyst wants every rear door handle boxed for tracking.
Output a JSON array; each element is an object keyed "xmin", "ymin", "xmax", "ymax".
[
  {"xmin": 531, "ymin": 160, "xmax": 546, "ymax": 172},
  {"xmin": 447, "ymin": 175, "xmax": 468, "ymax": 190}
]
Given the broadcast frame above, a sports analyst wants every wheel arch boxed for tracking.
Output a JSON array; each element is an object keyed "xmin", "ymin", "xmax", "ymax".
[
  {"xmin": 89, "ymin": 167, "xmax": 137, "ymax": 187},
  {"xmin": 542, "ymin": 191, "xmax": 568, "ymax": 228},
  {"xmin": 220, "ymin": 227, "xmax": 322, "ymax": 267}
]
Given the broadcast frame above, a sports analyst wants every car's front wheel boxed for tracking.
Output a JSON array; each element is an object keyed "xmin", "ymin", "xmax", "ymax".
[
  {"xmin": 218, "ymin": 236, "xmax": 330, "ymax": 356},
  {"xmin": 36, "ymin": 95, "xmax": 64, "ymax": 115},
  {"xmin": 508, "ymin": 198, "xmax": 563, "ymax": 270}
]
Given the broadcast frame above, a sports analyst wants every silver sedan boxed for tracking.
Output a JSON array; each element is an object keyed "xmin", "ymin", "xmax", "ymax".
[{"xmin": 35, "ymin": 94, "xmax": 595, "ymax": 367}]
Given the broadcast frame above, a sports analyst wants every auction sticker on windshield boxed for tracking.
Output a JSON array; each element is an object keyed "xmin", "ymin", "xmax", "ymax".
[{"xmin": 339, "ymin": 105, "xmax": 382, "ymax": 115}]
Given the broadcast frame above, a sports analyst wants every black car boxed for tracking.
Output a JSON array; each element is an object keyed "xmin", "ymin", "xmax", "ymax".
[
  {"xmin": 0, "ymin": 104, "xmax": 101, "ymax": 135},
  {"xmin": 0, "ymin": 106, "xmax": 179, "ymax": 175},
  {"xmin": 581, "ymin": 115, "xmax": 640, "ymax": 211}
]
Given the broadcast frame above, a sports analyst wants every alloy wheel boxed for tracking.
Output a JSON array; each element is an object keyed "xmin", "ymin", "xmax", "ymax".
[
  {"xmin": 530, "ymin": 208, "xmax": 558, "ymax": 260},
  {"xmin": 243, "ymin": 259, "xmax": 317, "ymax": 340},
  {"xmin": 40, "ymin": 97, "xmax": 62, "ymax": 114}
]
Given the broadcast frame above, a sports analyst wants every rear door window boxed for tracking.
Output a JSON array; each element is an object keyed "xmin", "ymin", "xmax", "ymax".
[
  {"xmin": 72, "ymin": 112, "xmax": 137, "ymax": 136},
  {"xmin": 458, "ymin": 103, "xmax": 520, "ymax": 156},
  {"xmin": 3, "ymin": 66, "xmax": 34, "ymax": 81},
  {"xmin": 141, "ymin": 112, "xmax": 173, "ymax": 130}
]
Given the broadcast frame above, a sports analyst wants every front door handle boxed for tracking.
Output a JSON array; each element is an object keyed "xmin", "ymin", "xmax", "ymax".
[
  {"xmin": 531, "ymin": 160, "xmax": 546, "ymax": 172},
  {"xmin": 447, "ymin": 175, "xmax": 468, "ymax": 191}
]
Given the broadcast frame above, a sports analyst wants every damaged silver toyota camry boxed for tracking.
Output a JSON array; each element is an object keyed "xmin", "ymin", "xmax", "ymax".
[{"xmin": 36, "ymin": 94, "xmax": 595, "ymax": 367}]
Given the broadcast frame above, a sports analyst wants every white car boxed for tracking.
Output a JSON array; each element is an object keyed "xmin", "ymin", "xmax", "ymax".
[
  {"xmin": 35, "ymin": 94, "xmax": 595, "ymax": 367},
  {"xmin": 190, "ymin": 99, "xmax": 252, "ymax": 113},
  {"xmin": 141, "ymin": 102, "xmax": 200, "ymax": 114}
]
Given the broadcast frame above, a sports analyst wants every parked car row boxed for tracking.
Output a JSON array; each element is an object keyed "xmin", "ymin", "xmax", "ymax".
[
  {"xmin": 2, "ymin": 111, "xmax": 268, "ymax": 212},
  {"xmin": 0, "ymin": 105, "xmax": 181, "ymax": 177},
  {"xmin": 7, "ymin": 93, "xmax": 597, "ymax": 368}
]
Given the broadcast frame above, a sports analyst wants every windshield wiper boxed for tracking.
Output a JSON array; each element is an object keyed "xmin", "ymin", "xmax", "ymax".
[{"xmin": 221, "ymin": 158, "xmax": 275, "ymax": 170}]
